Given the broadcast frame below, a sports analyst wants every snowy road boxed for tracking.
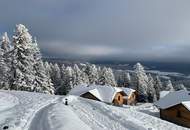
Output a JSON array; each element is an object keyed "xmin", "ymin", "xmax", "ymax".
[
  {"xmin": 28, "ymin": 103, "xmax": 55, "ymax": 130},
  {"xmin": 28, "ymin": 101, "xmax": 91, "ymax": 130},
  {"xmin": 0, "ymin": 90, "xmax": 189, "ymax": 130}
]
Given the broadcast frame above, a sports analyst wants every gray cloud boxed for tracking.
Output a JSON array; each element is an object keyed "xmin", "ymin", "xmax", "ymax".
[{"xmin": 0, "ymin": 0, "xmax": 190, "ymax": 62}]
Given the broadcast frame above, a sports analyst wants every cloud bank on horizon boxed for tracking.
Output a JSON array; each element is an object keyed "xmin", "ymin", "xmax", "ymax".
[{"xmin": 0, "ymin": 0, "xmax": 190, "ymax": 62}]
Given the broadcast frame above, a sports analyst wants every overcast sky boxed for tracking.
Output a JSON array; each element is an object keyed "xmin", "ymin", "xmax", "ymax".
[{"xmin": 0, "ymin": 0, "xmax": 190, "ymax": 62}]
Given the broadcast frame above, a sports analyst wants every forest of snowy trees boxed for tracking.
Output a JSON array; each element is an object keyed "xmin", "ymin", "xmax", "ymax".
[
  {"xmin": 43, "ymin": 62, "xmax": 117, "ymax": 95},
  {"xmin": 115, "ymin": 62, "xmax": 187, "ymax": 102},
  {"xmin": 0, "ymin": 24, "xmax": 187, "ymax": 102}
]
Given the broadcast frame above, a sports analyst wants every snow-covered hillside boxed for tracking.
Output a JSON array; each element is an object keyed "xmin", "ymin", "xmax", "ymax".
[{"xmin": 0, "ymin": 90, "xmax": 189, "ymax": 130}]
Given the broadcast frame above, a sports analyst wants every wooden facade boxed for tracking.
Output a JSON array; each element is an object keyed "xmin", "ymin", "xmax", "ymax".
[
  {"xmin": 123, "ymin": 91, "xmax": 137, "ymax": 105},
  {"xmin": 160, "ymin": 104, "xmax": 190, "ymax": 128},
  {"xmin": 113, "ymin": 92, "xmax": 124, "ymax": 106}
]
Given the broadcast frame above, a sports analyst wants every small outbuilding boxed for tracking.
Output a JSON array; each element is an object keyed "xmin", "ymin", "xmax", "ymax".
[
  {"xmin": 69, "ymin": 84, "xmax": 127, "ymax": 106},
  {"xmin": 154, "ymin": 90, "xmax": 190, "ymax": 128}
]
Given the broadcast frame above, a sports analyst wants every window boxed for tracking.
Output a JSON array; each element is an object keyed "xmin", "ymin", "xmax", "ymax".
[{"xmin": 118, "ymin": 96, "xmax": 120, "ymax": 101}]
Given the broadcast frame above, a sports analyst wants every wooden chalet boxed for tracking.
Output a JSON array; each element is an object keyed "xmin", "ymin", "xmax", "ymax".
[
  {"xmin": 155, "ymin": 90, "xmax": 190, "ymax": 128},
  {"xmin": 69, "ymin": 84, "xmax": 127, "ymax": 106}
]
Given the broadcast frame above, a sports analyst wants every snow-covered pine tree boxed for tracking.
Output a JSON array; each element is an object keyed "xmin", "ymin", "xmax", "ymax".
[
  {"xmin": 61, "ymin": 64, "xmax": 65, "ymax": 79},
  {"xmin": 117, "ymin": 74, "xmax": 124, "ymax": 87},
  {"xmin": 49, "ymin": 63, "xmax": 54, "ymax": 78},
  {"xmin": 32, "ymin": 39, "xmax": 54, "ymax": 94},
  {"xmin": 107, "ymin": 68, "xmax": 117, "ymax": 86},
  {"xmin": 10, "ymin": 24, "xmax": 36, "ymax": 91},
  {"xmin": 44, "ymin": 61, "xmax": 51, "ymax": 78},
  {"xmin": 147, "ymin": 74, "xmax": 157, "ymax": 102},
  {"xmin": 85, "ymin": 64, "xmax": 99, "ymax": 85},
  {"xmin": 97, "ymin": 66, "xmax": 101, "ymax": 75},
  {"xmin": 123, "ymin": 72, "xmax": 131, "ymax": 87},
  {"xmin": 0, "ymin": 49, "xmax": 9, "ymax": 89},
  {"xmin": 134, "ymin": 62, "xmax": 149, "ymax": 102},
  {"xmin": 10, "ymin": 24, "xmax": 54, "ymax": 94},
  {"xmin": 99, "ymin": 67, "xmax": 117, "ymax": 86},
  {"xmin": 0, "ymin": 33, "xmax": 11, "ymax": 89},
  {"xmin": 1, "ymin": 32, "xmax": 11, "ymax": 53},
  {"xmin": 154, "ymin": 75, "xmax": 163, "ymax": 100},
  {"xmin": 51, "ymin": 63, "xmax": 61, "ymax": 90},
  {"xmin": 59, "ymin": 66, "xmax": 74, "ymax": 95},
  {"xmin": 175, "ymin": 83, "xmax": 187, "ymax": 91},
  {"xmin": 73, "ymin": 64, "xmax": 84, "ymax": 86},
  {"xmin": 80, "ymin": 66, "xmax": 90, "ymax": 85},
  {"xmin": 98, "ymin": 67, "xmax": 107, "ymax": 86},
  {"xmin": 165, "ymin": 80, "xmax": 175, "ymax": 92}
]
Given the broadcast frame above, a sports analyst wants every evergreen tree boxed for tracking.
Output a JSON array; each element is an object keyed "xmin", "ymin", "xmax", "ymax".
[
  {"xmin": 99, "ymin": 67, "xmax": 117, "ymax": 86},
  {"xmin": 175, "ymin": 83, "xmax": 187, "ymax": 91},
  {"xmin": 0, "ymin": 48, "xmax": 9, "ymax": 89},
  {"xmin": 32, "ymin": 39, "xmax": 54, "ymax": 94},
  {"xmin": 73, "ymin": 64, "xmax": 83, "ymax": 86},
  {"xmin": 80, "ymin": 66, "xmax": 89, "ymax": 84},
  {"xmin": 123, "ymin": 72, "xmax": 131, "ymax": 87},
  {"xmin": 59, "ymin": 66, "xmax": 74, "ymax": 95},
  {"xmin": 99, "ymin": 67, "xmax": 107, "ymax": 86},
  {"xmin": 44, "ymin": 61, "xmax": 51, "ymax": 78},
  {"xmin": 85, "ymin": 64, "xmax": 99, "ymax": 84},
  {"xmin": 49, "ymin": 63, "xmax": 54, "ymax": 78},
  {"xmin": 154, "ymin": 75, "xmax": 163, "ymax": 100},
  {"xmin": 1, "ymin": 32, "xmax": 11, "ymax": 53},
  {"xmin": 107, "ymin": 68, "xmax": 117, "ymax": 86},
  {"xmin": 51, "ymin": 63, "xmax": 61, "ymax": 90},
  {"xmin": 134, "ymin": 62, "xmax": 149, "ymax": 102},
  {"xmin": 61, "ymin": 64, "xmax": 65, "ymax": 79},
  {"xmin": 165, "ymin": 80, "xmax": 175, "ymax": 92},
  {"xmin": 9, "ymin": 24, "xmax": 54, "ymax": 94},
  {"xmin": 0, "ymin": 32, "xmax": 11, "ymax": 89},
  {"xmin": 147, "ymin": 74, "xmax": 157, "ymax": 102}
]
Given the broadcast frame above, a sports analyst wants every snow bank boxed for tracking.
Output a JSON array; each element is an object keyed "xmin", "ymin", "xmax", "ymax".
[
  {"xmin": 0, "ymin": 90, "xmax": 58, "ymax": 130},
  {"xmin": 0, "ymin": 92, "xmax": 19, "ymax": 111}
]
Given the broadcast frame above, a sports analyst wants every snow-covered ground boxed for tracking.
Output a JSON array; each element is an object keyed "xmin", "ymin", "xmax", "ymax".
[{"xmin": 0, "ymin": 90, "xmax": 189, "ymax": 130}]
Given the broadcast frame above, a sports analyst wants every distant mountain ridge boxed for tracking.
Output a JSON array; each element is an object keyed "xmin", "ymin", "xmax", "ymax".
[{"xmin": 44, "ymin": 58, "xmax": 190, "ymax": 75}]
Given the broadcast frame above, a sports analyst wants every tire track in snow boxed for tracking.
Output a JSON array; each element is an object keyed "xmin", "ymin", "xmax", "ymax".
[
  {"xmin": 79, "ymin": 99, "xmax": 146, "ymax": 130},
  {"xmin": 70, "ymin": 98, "xmax": 143, "ymax": 130},
  {"xmin": 25, "ymin": 97, "xmax": 63, "ymax": 130},
  {"xmin": 27, "ymin": 103, "xmax": 56, "ymax": 130},
  {"xmin": 85, "ymin": 101, "xmax": 146, "ymax": 130},
  {"xmin": 71, "ymin": 104, "xmax": 107, "ymax": 130}
]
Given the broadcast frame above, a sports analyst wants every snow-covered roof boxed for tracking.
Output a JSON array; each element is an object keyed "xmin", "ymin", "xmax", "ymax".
[
  {"xmin": 69, "ymin": 84, "xmax": 91, "ymax": 96},
  {"xmin": 159, "ymin": 91, "xmax": 170, "ymax": 99},
  {"xmin": 69, "ymin": 84, "xmax": 123, "ymax": 103},
  {"xmin": 121, "ymin": 87, "xmax": 136, "ymax": 96},
  {"xmin": 154, "ymin": 90, "xmax": 190, "ymax": 110},
  {"xmin": 182, "ymin": 101, "xmax": 190, "ymax": 111}
]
